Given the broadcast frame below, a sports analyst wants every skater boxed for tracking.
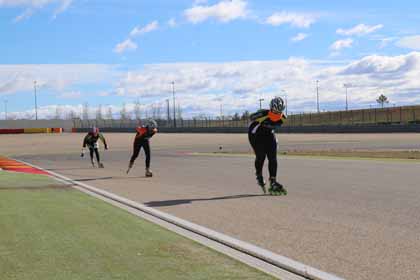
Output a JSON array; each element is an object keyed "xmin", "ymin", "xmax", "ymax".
[
  {"xmin": 81, "ymin": 127, "xmax": 108, "ymax": 168},
  {"xmin": 126, "ymin": 119, "xmax": 158, "ymax": 176},
  {"xmin": 248, "ymin": 97, "xmax": 287, "ymax": 195}
]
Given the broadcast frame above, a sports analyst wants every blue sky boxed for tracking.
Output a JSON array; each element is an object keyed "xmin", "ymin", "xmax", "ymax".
[{"xmin": 1, "ymin": 0, "xmax": 420, "ymax": 119}]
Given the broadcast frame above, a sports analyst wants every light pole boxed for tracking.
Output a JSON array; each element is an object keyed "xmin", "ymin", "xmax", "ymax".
[
  {"xmin": 258, "ymin": 98, "xmax": 264, "ymax": 110},
  {"xmin": 316, "ymin": 80, "xmax": 320, "ymax": 113},
  {"xmin": 34, "ymin": 81, "xmax": 38, "ymax": 120},
  {"xmin": 4, "ymin": 100, "xmax": 7, "ymax": 120},
  {"xmin": 343, "ymin": 83, "xmax": 351, "ymax": 111},
  {"xmin": 166, "ymin": 99, "xmax": 170, "ymax": 124},
  {"xmin": 171, "ymin": 81, "xmax": 176, "ymax": 128}
]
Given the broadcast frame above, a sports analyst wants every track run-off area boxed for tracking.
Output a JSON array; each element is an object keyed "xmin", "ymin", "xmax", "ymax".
[{"xmin": 2, "ymin": 133, "xmax": 420, "ymax": 280}]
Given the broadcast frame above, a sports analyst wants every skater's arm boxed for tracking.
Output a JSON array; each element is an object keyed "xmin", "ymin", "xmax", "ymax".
[
  {"xmin": 149, "ymin": 127, "xmax": 158, "ymax": 137},
  {"xmin": 250, "ymin": 110, "xmax": 269, "ymax": 122},
  {"xmin": 99, "ymin": 133, "xmax": 108, "ymax": 149},
  {"xmin": 82, "ymin": 134, "xmax": 88, "ymax": 148}
]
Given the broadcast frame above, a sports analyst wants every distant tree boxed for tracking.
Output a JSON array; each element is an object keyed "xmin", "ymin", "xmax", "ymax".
[
  {"xmin": 241, "ymin": 110, "xmax": 250, "ymax": 120},
  {"xmin": 376, "ymin": 94, "xmax": 389, "ymax": 108},
  {"xmin": 54, "ymin": 106, "xmax": 62, "ymax": 120},
  {"xmin": 151, "ymin": 104, "xmax": 158, "ymax": 120},
  {"xmin": 232, "ymin": 112, "xmax": 240, "ymax": 121},
  {"xmin": 176, "ymin": 104, "xmax": 183, "ymax": 120},
  {"xmin": 82, "ymin": 102, "xmax": 89, "ymax": 120},
  {"xmin": 196, "ymin": 113, "xmax": 207, "ymax": 120},
  {"xmin": 120, "ymin": 103, "xmax": 128, "ymax": 120},
  {"xmin": 106, "ymin": 106, "xmax": 113, "ymax": 120},
  {"xmin": 24, "ymin": 113, "xmax": 34, "ymax": 120},
  {"xmin": 67, "ymin": 110, "xmax": 77, "ymax": 120},
  {"xmin": 134, "ymin": 100, "xmax": 141, "ymax": 120},
  {"xmin": 96, "ymin": 105, "xmax": 103, "ymax": 120}
]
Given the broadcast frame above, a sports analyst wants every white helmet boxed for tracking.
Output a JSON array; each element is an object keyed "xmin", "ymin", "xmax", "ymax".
[{"xmin": 145, "ymin": 119, "xmax": 157, "ymax": 129}]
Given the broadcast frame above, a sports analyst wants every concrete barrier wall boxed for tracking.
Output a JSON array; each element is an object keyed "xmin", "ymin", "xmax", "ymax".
[{"xmin": 0, "ymin": 120, "xmax": 73, "ymax": 131}]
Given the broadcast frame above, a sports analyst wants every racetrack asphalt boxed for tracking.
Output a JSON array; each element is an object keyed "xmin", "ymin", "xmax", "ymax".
[{"xmin": 3, "ymin": 133, "xmax": 420, "ymax": 280}]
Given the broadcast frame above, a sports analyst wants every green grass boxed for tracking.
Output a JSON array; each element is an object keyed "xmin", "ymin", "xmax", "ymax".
[
  {"xmin": 0, "ymin": 171, "xmax": 61, "ymax": 188},
  {"xmin": 0, "ymin": 179, "xmax": 275, "ymax": 280}
]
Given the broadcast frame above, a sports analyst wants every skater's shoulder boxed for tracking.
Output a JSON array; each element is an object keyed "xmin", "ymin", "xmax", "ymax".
[{"xmin": 250, "ymin": 109, "xmax": 269, "ymax": 119}]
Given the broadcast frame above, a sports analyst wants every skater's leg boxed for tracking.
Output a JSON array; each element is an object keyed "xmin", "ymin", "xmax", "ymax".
[
  {"xmin": 249, "ymin": 132, "xmax": 266, "ymax": 192},
  {"xmin": 88, "ymin": 147, "xmax": 96, "ymax": 166},
  {"xmin": 266, "ymin": 136, "xmax": 286, "ymax": 195},
  {"xmin": 143, "ymin": 141, "xmax": 153, "ymax": 177},
  {"xmin": 89, "ymin": 147, "xmax": 94, "ymax": 161},
  {"xmin": 248, "ymin": 133, "xmax": 265, "ymax": 176},
  {"xmin": 94, "ymin": 148, "xmax": 100, "ymax": 163},
  {"xmin": 127, "ymin": 140, "xmax": 143, "ymax": 174},
  {"xmin": 94, "ymin": 148, "xmax": 104, "ymax": 168},
  {"xmin": 143, "ymin": 141, "xmax": 151, "ymax": 169},
  {"xmin": 129, "ymin": 142, "xmax": 142, "ymax": 164},
  {"xmin": 266, "ymin": 135, "xmax": 278, "ymax": 179}
]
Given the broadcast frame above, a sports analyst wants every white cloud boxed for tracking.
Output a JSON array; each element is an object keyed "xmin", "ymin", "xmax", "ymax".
[
  {"xmin": 59, "ymin": 91, "xmax": 81, "ymax": 99},
  {"xmin": 184, "ymin": 0, "xmax": 248, "ymax": 24},
  {"xmin": 291, "ymin": 33, "xmax": 308, "ymax": 42},
  {"xmin": 265, "ymin": 12, "xmax": 316, "ymax": 28},
  {"xmin": 396, "ymin": 35, "xmax": 420, "ymax": 50},
  {"xmin": 0, "ymin": 64, "xmax": 114, "ymax": 95},
  {"xmin": 330, "ymin": 38, "xmax": 353, "ymax": 51},
  {"xmin": 5, "ymin": 53, "xmax": 420, "ymax": 117},
  {"xmin": 113, "ymin": 53, "xmax": 420, "ymax": 114},
  {"xmin": 167, "ymin": 18, "xmax": 177, "ymax": 28},
  {"xmin": 114, "ymin": 39, "xmax": 138, "ymax": 54},
  {"xmin": 377, "ymin": 37, "xmax": 397, "ymax": 49},
  {"xmin": 336, "ymin": 24, "xmax": 383, "ymax": 36},
  {"xmin": 340, "ymin": 52, "xmax": 420, "ymax": 76},
  {"xmin": 52, "ymin": 0, "xmax": 72, "ymax": 19},
  {"xmin": 0, "ymin": 0, "xmax": 73, "ymax": 21},
  {"xmin": 130, "ymin": 21, "xmax": 159, "ymax": 37},
  {"xmin": 13, "ymin": 8, "xmax": 34, "ymax": 22}
]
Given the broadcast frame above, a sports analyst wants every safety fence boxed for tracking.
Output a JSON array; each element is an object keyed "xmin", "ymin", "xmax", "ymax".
[{"xmin": 73, "ymin": 105, "xmax": 420, "ymax": 129}]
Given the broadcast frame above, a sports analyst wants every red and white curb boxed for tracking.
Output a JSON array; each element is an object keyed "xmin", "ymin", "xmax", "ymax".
[{"xmin": 15, "ymin": 158, "xmax": 345, "ymax": 280}]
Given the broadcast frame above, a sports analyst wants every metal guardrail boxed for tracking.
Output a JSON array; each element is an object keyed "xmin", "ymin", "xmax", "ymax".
[{"xmin": 73, "ymin": 105, "xmax": 420, "ymax": 129}]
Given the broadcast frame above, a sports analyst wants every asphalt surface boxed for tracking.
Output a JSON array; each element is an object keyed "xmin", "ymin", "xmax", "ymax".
[{"xmin": 3, "ymin": 133, "xmax": 420, "ymax": 280}]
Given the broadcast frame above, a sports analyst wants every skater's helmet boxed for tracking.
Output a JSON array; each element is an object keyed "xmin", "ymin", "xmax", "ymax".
[
  {"xmin": 145, "ymin": 119, "xmax": 157, "ymax": 129},
  {"xmin": 270, "ymin": 97, "xmax": 285, "ymax": 114},
  {"xmin": 91, "ymin": 126, "xmax": 99, "ymax": 135}
]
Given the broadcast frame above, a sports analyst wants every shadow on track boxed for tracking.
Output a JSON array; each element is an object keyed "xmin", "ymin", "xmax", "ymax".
[
  {"xmin": 75, "ymin": 177, "xmax": 114, "ymax": 182},
  {"xmin": 47, "ymin": 167, "xmax": 89, "ymax": 171},
  {"xmin": 144, "ymin": 194, "xmax": 265, "ymax": 207},
  {"xmin": 74, "ymin": 176, "xmax": 148, "ymax": 182}
]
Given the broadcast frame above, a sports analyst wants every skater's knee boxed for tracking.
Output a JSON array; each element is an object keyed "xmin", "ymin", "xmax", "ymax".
[{"xmin": 268, "ymin": 156, "xmax": 277, "ymax": 164}]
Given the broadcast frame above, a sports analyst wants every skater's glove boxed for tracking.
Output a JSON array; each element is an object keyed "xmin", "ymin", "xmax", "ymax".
[
  {"xmin": 105, "ymin": 145, "xmax": 108, "ymax": 150},
  {"xmin": 80, "ymin": 148, "xmax": 85, "ymax": 157}
]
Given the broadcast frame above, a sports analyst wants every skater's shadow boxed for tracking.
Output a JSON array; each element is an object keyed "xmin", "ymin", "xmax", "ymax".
[
  {"xmin": 144, "ymin": 194, "xmax": 265, "ymax": 207},
  {"xmin": 74, "ymin": 176, "xmax": 146, "ymax": 182},
  {"xmin": 47, "ymin": 167, "xmax": 89, "ymax": 171},
  {"xmin": 75, "ymin": 177, "xmax": 114, "ymax": 182}
]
